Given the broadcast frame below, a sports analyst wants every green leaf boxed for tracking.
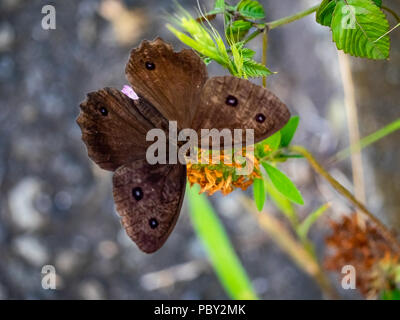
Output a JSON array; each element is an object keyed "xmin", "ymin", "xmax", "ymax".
[
  {"xmin": 298, "ymin": 203, "xmax": 330, "ymax": 240},
  {"xmin": 196, "ymin": 0, "xmax": 225, "ymax": 18},
  {"xmin": 214, "ymin": 0, "xmax": 225, "ymax": 11},
  {"xmin": 265, "ymin": 179, "xmax": 298, "ymax": 226},
  {"xmin": 241, "ymin": 47, "xmax": 256, "ymax": 59},
  {"xmin": 205, "ymin": 9, "xmax": 224, "ymax": 15},
  {"xmin": 201, "ymin": 55, "xmax": 213, "ymax": 65},
  {"xmin": 265, "ymin": 131, "xmax": 281, "ymax": 151},
  {"xmin": 255, "ymin": 131, "xmax": 281, "ymax": 159},
  {"xmin": 253, "ymin": 178, "xmax": 266, "ymax": 211},
  {"xmin": 167, "ymin": 8, "xmax": 235, "ymax": 72},
  {"xmin": 331, "ymin": 0, "xmax": 390, "ymax": 59},
  {"xmin": 167, "ymin": 24, "xmax": 225, "ymax": 65},
  {"xmin": 242, "ymin": 59, "xmax": 273, "ymax": 78},
  {"xmin": 226, "ymin": 20, "xmax": 253, "ymax": 41},
  {"xmin": 237, "ymin": 0, "xmax": 265, "ymax": 20},
  {"xmin": 187, "ymin": 184, "xmax": 258, "ymax": 300},
  {"xmin": 316, "ymin": 0, "xmax": 336, "ymax": 27},
  {"xmin": 280, "ymin": 116, "xmax": 300, "ymax": 148},
  {"xmin": 372, "ymin": 0, "xmax": 382, "ymax": 7},
  {"xmin": 381, "ymin": 289, "xmax": 400, "ymax": 300},
  {"xmin": 262, "ymin": 163, "xmax": 304, "ymax": 205}
]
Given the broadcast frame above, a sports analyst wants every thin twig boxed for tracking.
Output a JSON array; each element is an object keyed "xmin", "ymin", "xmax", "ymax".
[
  {"xmin": 243, "ymin": 4, "xmax": 319, "ymax": 44},
  {"xmin": 290, "ymin": 145, "xmax": 400, "ymax": 255},
  {"xmin": 266, "ymin": 4, "xmax": 319, "ymax": 30},
  {"xmin": 243, "ymin": 28, "xmax": 263, "ymax": 45},
  {"xmin": 382, "ymin": 5, "xmax": 400, "ymax": 23},
  {"xmin": 337, "ymin": 51, "xmax": 366, "ymax": 228},
  {"xmin": 262, "ymin": 28, "xmax": 268, "ymax": 87}
]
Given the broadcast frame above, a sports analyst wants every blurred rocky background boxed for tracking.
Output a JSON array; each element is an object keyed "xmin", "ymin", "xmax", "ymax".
[{"xmin": 0, "ymin": 0, "xmax": 398, "ymax": 299}]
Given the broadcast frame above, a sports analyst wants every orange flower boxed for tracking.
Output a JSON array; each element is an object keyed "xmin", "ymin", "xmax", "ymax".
[{"xmin": 186, "ymin": 147, "xmax": 262, "ymax": 196}]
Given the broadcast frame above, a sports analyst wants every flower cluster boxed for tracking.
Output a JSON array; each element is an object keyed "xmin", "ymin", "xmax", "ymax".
[
  {"xmin": 324, "ymin": 213, "xmax": 400, "ymax": 298},
  {"xmin": 186, "ymin": 147, "xmax": 265, "ymax": 196}
]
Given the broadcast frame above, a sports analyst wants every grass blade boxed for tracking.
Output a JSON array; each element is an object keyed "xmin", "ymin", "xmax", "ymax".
[
  {"xmin": 187, "ymin": 184, "xmax": 258, "ymax": 300},
  {"xmin": 253, "ymin": 178, "xmax": 266, "ymax": 211},
  {"xmin": 335, "ymin": 117, "xmax": 400, "ymax": 162},
  {"xmin": 298, "ymin": 203, "xmax": 331, "ymax": 240}
]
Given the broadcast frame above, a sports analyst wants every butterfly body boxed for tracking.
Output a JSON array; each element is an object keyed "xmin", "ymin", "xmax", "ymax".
[{"xmin": 77, "ymin": 37, "xmax": 290, "ymax": 253}]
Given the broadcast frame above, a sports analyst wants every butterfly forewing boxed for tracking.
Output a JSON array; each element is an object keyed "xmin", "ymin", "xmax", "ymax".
[
  {"xmin": 125, "ymin": 37, "xmax": 208, "ymax": 129},
  {"xmin": 112, "ymin": 160, "xmax": 187, "ymax": 253},
  {"xmin": 77, "ymin": 88, "xmax": 153, "ymax": 171}
]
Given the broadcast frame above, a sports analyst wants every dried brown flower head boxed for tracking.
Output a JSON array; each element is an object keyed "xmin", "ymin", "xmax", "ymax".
[{"xmin": 324, "ymin": 213, "xmax": 398, "ymax": 297}]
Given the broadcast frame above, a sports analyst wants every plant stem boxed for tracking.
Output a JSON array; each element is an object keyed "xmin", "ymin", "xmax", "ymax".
[
  {"xmin": 243, "ymin": 4, "xmax": 319, "ymax": 44},
  {"xmin": 382, "ymin": 5, "xmax": 400, "ymax": 23},
  {"xmin": 262, "ymin": 28, "xmax": 268, "ymax": 87},
  {"xmin": 243, "ymin": 28, "xmax": 263, "ymax": 45},
  {"xmin": 267, "ymin": 4, "xmax": 320, "ymax": 30},
  {"xmin": 338, "ymin": 51, "xmax": 366, "ymax": 229},
  {"xmin": 290, "ymin": 145, "xmax": 400, "ymax": 255}
]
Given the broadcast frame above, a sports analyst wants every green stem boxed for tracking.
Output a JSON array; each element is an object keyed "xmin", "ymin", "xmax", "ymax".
[
  {"xmin": 267, "ymin": 4, "xmax": 319, "ymax": 30},
  {"xmin": 243, "ymin": 28, "xmax": 263, "ymax": 45},
  {"xmin": 290, "ymin": 145, "xmax": 400, "ymax": 255},
  {"xmin": 262, "ymin": 28, "xmax": 268, "ymax": 87},
  {"xmin": 243, "ymin": 4, "xmax": 319, "ymax": 44}
]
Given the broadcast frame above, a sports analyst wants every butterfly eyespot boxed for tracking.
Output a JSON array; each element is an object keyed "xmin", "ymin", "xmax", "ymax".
[
  {"xmin": 226, "ymin": 95, "xmax": 238, "ymax": 107},
  {"xmin": 256, "ymin": 113, "xmax": 266, "ymax": 123},
  {"xmin": 99, "ymin": 106, "xmax": 108, "ymax": 116},
  {"xmin": 145, "ymin": 61, "xmax": 155, "ymax": 70},
  {"xmin": 149, "ymin": 218, "xmax": 159, "ymax": 229},
  {"xmin": 132, "ymin": 187, "xmax": 143, "ymax": 201}
]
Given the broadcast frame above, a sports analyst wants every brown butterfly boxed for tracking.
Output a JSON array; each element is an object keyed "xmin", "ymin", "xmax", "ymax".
[{"xmin": 77, "ymin": 37, "xmax": 290, "ymax": 253}]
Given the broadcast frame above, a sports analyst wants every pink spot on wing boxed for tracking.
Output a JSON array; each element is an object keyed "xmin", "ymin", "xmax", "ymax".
[{"xmin": 121, "ymin": 85, "xmax": 139, "ymax": 100}]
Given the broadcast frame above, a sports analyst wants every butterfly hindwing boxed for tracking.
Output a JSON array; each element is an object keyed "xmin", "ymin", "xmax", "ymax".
[{"xmin": 112, "ymin": 160, "xmax": 187, "ymax": 253}]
